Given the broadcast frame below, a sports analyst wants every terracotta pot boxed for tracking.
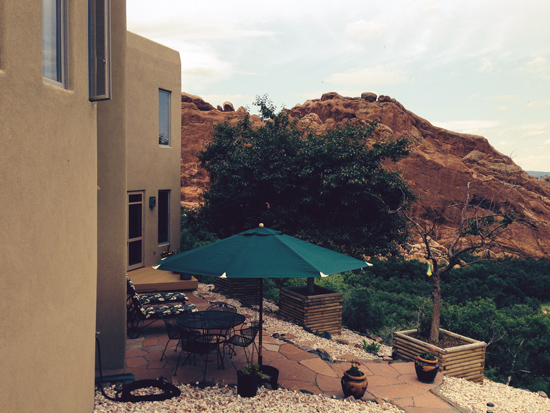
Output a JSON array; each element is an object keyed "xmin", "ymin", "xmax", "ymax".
[
  {"xmin": 414, "ymin": 356, "xmax": 439, "ymax": 383},
  {"xmin": 341, "ymin": 371, "xmax": 368, "ymax": 399}
]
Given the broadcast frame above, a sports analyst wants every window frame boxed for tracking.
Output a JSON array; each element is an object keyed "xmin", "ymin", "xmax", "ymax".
[
  {"xmin": 88, "ymin": 0, "xmax": 112, "ymax": 101},
  {"xmin": 158, "ymin": 89, "xmax": 171, "ymax": 146},
  {"xmin": 42, "ymin": 0, "xmax": 68, "ymax": 88}
]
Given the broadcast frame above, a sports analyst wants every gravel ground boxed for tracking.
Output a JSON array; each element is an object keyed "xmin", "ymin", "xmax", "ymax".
[
  {"xmin": 94, "ymin": 385, "xmax": 404, "ymax": 412},
  {"xmin": 94, "ymin": 284, "xmax": 549, "ymax": 412},
  {"xmin": 440, "ymin": 376, "xmax": 550, "ymax": 412}
]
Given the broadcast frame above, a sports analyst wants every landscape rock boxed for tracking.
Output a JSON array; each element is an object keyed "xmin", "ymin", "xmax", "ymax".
[{"xmin": 222, "ymin": 101, "xmax": 234, "ymax": 112}]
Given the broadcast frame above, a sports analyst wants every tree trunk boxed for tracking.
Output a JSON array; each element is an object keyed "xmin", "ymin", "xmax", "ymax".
[
  {"xmin": 307, "ymin": 277, "xmax": 315, "ymax": 295},
  {"xmin": 430, "ymin": 272, "xmax": 441, "ymax": 345}
]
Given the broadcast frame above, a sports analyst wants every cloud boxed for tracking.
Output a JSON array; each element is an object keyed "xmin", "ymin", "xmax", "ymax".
[
  {"xmin": 526, "ymin": 99, "xmax": 550, "ymax": 109},
  {"xmin": 496, "ymin": 106, "xmax": 507, "ymax": 112},
  {"xmin": 325, "ymin": 65, "xmax": 409, "ymax": 86},
  {"xmin": 487, "ymin": 95, "xmax": 516, "ymax": 101},
  {"xmin": 345, "ymin": 19, "xmax": 388, "ymax": 41},
  {"xmin": 478, "ymin": 60, "xmax": 494, "ymax": 73},
  {"xmin": 525, "ymin": 57, "xmax": 550, "ymax": 80},
  {"xmin": 432, "ymin": 120, "xmax": 501, "ymax": 135}
]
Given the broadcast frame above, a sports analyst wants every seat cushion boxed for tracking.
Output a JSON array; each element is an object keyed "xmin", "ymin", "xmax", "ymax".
[
  {"xmin": 143, "ymin": 303, "xmax": 197, "ymax": 319},
  {"xmin": 139, "ymin": 291, "xmax": 188, "ymax": 305}
]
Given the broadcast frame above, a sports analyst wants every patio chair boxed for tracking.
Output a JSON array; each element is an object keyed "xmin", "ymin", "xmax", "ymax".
[
  {"xmin": 127, "ymin": 275, "xmax": 189, "ymax": 305},
  {"xmin": 174, "ymin": 329, "xmax": 228, "ymax": 381},
  {"xmin": 226, "ymin": 324, "xmax": 260, "ymax": 364},
  {"xmin": 126, "ymin": 291, "xmax": 197, "ymax": 338},
  {"xmin": 206, "ymin": 301, "xmax": 237, "ymax": 312},
  {"xmin": 161, "ymin": 317, "xmax": 183, "ymax": 360}
]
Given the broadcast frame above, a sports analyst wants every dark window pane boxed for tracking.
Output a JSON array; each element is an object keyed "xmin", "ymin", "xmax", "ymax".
[
  {"xmin": 158, "ymin": 190, "xmax": 169, "ymax": 244},
  {"xmin": 129, "ymin": 193, "xmax": 142, "ymax": 203},
  {"xmin": 128, "ymin": 240, "xmax": 142, "ymax": 266},
  {"xmin": 129, "ymin": 203, "xmax": 142, "ymax": 239}
]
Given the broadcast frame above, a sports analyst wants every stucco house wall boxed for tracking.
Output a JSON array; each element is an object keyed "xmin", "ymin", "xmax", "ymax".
[
  {"xmin": 126, "ymin": 33, "xmax": 182, "ymax": 268},
  {"xmin": 0, "ymin": 1, "xmax": 182, "ymax": 410},
  {"xmin": 0, "ymin": 1, "xmax": 99, "ymax": 411}
]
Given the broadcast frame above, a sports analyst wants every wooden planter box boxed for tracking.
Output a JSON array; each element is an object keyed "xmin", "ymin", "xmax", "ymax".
[
  {"xmin": 393, "ymin": 328, "xmax": 486, "ymax": 383},
  {"xmin": 278, "ymin": 286, "xmax": 343, "ymax": 335},
  {"xmin": 214, "ymin": 278, "xmax": 261, "ymax": 306}
]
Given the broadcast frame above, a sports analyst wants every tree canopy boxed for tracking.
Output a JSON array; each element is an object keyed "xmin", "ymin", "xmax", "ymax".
[{"xmin": 195, "ymin": 96, "xmax": 413, "ymax": 258}]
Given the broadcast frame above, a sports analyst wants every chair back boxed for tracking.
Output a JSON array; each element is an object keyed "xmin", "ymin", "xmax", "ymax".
[
  {"xmin": 241, "ymin": 325, "xmax": 259, "ymax": 340},
  {"xmin": 126, "ymin": 275, "xmax": 138, "ymax": 296},
  {"xmin": 206, "ymin": 301, "xmax": 237, "ymax": 313},
  {"xmin": 163, "ymin": 318, "xmax": 181, "ymax": 340}
]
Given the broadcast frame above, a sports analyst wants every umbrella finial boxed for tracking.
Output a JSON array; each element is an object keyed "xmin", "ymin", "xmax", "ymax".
[{"xmin": 259, "ymin": 223, "xmax": 264, "ymax": 227}]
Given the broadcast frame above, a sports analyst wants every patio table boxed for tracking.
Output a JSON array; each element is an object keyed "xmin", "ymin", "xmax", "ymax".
[
  {"xmin": 175, "ymin": 311, "xmax": 246, "ymax": 380},
  {"xmin": 177, "ymin": 310, "xmax": 245, "ymax": 331}
]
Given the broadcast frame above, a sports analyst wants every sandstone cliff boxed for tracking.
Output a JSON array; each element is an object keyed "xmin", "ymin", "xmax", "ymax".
[{"xmin": 180, "ymin": 92, "xmax": 550, "ymax": 258}]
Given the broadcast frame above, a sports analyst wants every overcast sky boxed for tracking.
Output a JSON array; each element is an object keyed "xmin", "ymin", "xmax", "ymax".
[{"xmin": 127, "ymin": 0, "xmax": 550, "ymax": 172}]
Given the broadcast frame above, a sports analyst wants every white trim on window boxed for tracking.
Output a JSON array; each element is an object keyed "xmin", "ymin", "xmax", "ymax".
[
  {"xmin": 159, "ymin": 89, "xmax": 171, "ymax": 146},
  {"xmin": 42, "ymin": 0, "xmax": 68, "ymax": 88}
]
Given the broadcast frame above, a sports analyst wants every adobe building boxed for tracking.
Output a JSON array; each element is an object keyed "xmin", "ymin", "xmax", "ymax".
[{"xmin": 0, "ymin": 2, "xmax": 181, "ymax": 411}]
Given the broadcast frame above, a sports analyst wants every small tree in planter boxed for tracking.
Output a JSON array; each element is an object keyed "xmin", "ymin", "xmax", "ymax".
[
  {"xmin": 403, "ymin": 182, "xmax": 538, "ymax": 345},
  {"xmin": 394, "ymin": 182, "xmax": 539, "ymax": 382}
]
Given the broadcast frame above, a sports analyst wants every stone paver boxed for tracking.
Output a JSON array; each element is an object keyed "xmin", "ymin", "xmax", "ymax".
[
  {"xmin": 269, "ymin": 358, "xmax": 317, "ymax": 382},
  {"xmin": 263, "ymin": 343, "xmax": 280, "ymax": 352},
  {"xmin": 299, "ymin": 357, "xmax": 338, "ymax": 377},
  {"xmin": 278, "ymin": 343, "xmax": 318, "ymax": 361},
  {"xmin": 369, "ymin": 383, "xmax": 427, "ymax": 399}
]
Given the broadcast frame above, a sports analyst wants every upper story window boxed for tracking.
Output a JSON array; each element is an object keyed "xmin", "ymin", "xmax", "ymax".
[
  {"xmin": 42, "ymin": 0, "xmax": 67, "ymax": 87},
  {"xmin": 159, "ymin": 89, "xmax": 171, "ymax": 146},
  {"xmin": 89, "ymin": 0, "xmax": 112, "ymax": 101}
]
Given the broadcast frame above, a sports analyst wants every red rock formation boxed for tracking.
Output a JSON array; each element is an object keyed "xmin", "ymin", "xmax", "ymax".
[{"xmin": 180, "ymin": 91, "xmax": 550, "ymax": 258}]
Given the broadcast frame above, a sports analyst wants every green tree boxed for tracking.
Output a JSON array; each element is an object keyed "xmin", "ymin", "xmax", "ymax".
[{"xmin": 196, "ymin": 96, "xmax": 413, "ymax": 258}]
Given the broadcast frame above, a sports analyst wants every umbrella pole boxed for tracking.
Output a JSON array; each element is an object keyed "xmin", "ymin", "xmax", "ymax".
[{"xmin": 258, "ymin": 278, "xmax": 263, "ymax": 366}]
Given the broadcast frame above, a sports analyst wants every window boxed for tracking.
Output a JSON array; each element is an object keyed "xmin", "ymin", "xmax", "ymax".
[
  {"xmin": 42, "ymin": 0, "xmax": 67, "ymax": 87},
  {"xmin": 88, "ymin": 0, "xmax": 111, "ymax": 101},
  {"xmin": 158, "ymin": 190, "xmax": 170, "ymax": 244},
  {"xmin": 159, "ymin": 89, "xmax": 171, "ymax": 146}
]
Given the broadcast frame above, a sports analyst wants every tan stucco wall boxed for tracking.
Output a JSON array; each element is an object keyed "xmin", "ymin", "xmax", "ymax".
[
  {"xmin": 126, "ymin": 33, "xmax": 182, "ymax": 268},
  {"xmin": 95, "ymin": 1, "xmax": 128, "ymax": 369},
  {"xmin": 0, "ymin": 1, "xmax": 97, "ymax": 411}
]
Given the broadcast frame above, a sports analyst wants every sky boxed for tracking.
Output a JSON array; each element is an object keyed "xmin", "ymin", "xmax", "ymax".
[{"xmin": 127, "ymin": 0, "xmax": 550, "ymax": 172}]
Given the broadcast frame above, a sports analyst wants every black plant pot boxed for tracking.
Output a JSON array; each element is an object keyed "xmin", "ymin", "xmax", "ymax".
[
  {"xmin": 414, "ymin": 356, "xmax": 439, "ymax": 383},
  {"xmin": 260, "ymin": 365, "xmax": 279, "ymax": 390},
  {"xmin": 237, "ymin": 371, "xmax": 259, "ymax": 397}
]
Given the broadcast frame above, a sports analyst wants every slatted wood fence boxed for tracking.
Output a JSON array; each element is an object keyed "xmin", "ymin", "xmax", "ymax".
[
  {"xmin": 278, "ymin": 286, "xmax": 343, "ymax": 335},
  {"xmin": 393, "ymin": 328, "xmax": 486, "ymax": 383},
  {"xmin": 214, "ymin": 278, "xmax": 261, "ymax": 306}
]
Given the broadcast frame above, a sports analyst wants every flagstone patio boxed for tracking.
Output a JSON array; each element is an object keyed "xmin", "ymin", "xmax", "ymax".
[{"xmin": 97, "ymin": 289, "xmax": 464, "ymax": 412}]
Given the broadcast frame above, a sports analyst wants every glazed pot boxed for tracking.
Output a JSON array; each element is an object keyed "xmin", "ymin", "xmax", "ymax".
[
  {"xmin": 414, "ymin": 356, "xmax": 439, "ymax": 383},
  {"xmin": 341, "ymin": 371, "xmax": 368, "ymax": 399}
]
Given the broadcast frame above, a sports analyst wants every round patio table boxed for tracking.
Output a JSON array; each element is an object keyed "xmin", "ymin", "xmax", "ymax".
[
  {"xmin": 175, "ymin": 311, "xmax": 246, "ymax": 380},
  {"xmin": 176, "ymin": 310, "xmax": 245, "ymax": 331}
]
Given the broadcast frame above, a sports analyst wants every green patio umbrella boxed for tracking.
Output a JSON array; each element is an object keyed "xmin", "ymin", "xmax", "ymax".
[{"xmin": 155, "ymin": 224, "xmax": 371, "ymax": 365}]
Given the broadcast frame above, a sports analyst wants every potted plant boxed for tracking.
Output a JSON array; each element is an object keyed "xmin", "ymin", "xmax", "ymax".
[
  {"xmin": 237, "ymin": 363, "xmax": 265, "ymax": 397},
  {"xmin": 341, "ymin": 361, "xmax": 368, "ymax": 399},
  {"xmin": 161, "ymin": 245, "xmax": 175, "ymax": 259},
  {"xmin": 414, "ymin": 350, "xmax": 439, "ymax": 383}
]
